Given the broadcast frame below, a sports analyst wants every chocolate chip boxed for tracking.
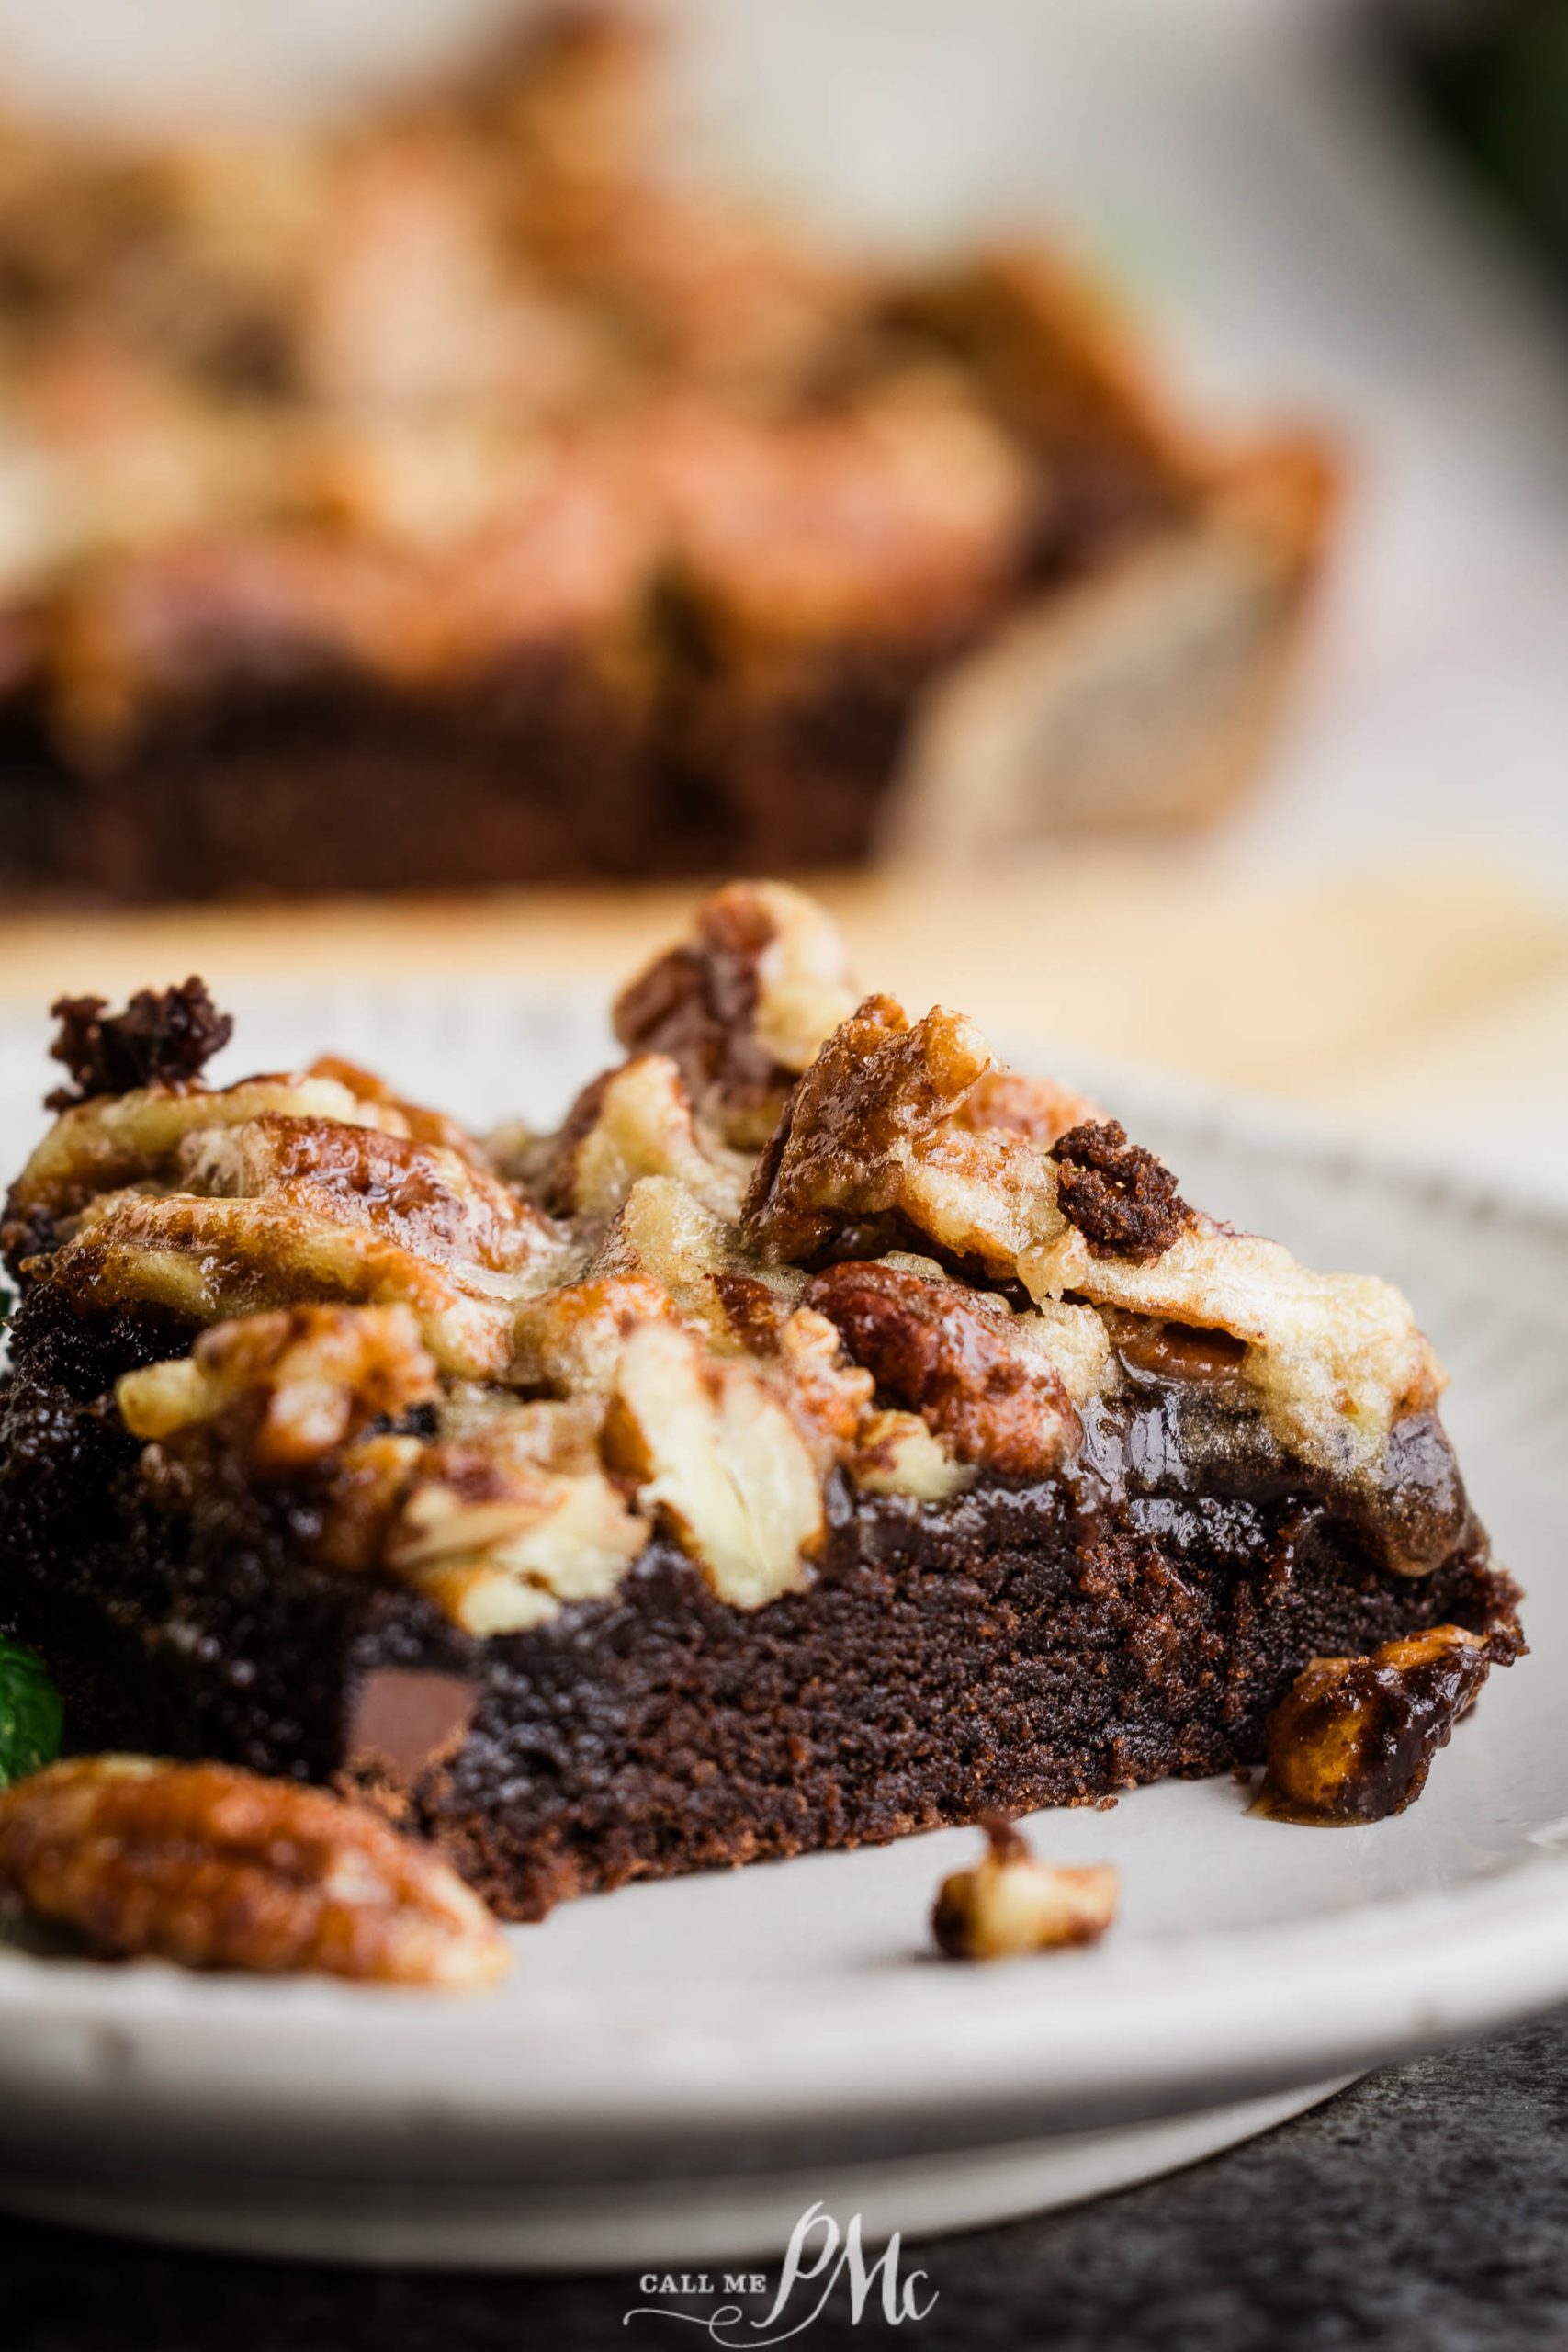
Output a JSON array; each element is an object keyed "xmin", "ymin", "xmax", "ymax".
[{"xmin": 346, "ymin": 1669, "xmax": 478, "ymax": 1787}]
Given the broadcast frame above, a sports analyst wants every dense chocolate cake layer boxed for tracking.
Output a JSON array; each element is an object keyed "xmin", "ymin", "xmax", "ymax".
[{"xmin": 0, "ymin": 1281, "xmax": 1518, "ymax": 1921}]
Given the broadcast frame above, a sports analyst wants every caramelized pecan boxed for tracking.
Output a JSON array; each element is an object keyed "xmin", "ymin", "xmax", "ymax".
[
  {"xmin": 744, "ymin": 995, "xmax": 992, "ymax": 1263},
  {"xmin": 45, "ymin": 978, "xmax": 232, "ymax": 1112},
  {"xmin": 710, "ymin": 1268, "xmax": 794, "ymax": 1353},
  {"xmin": 1254, "ymin": 1624, "xmax": 1502, "ymax": 1826},
  {"xmin": 541, "ymin": 1055, "xmax": 739, "ymax": 1222},
  {"xmin": 0, "ymin": 1757, "xmax": 509, "ymax": 1987},
  {"xmin": 1050, "ymin": 1119, "xmax": 1190, "ymax": 1261},
  {"xmin": 117, "ymin": 1304, "xmax": 439, "ymax": 1477},
  {"xmin": 613, "ymin": 881, "xmax": 856, "ymax": 1148},
  {"xmin": 537, "ymin": 1066, "xmax": 617, "ymax": 1215},
  {"xmin": 805, "ymin": 1260, "xmax": 1073, "ymax": 1476},
  {"xmin": 602, "ymin": 1321, "xmax": 823, "ymax": 1608}
]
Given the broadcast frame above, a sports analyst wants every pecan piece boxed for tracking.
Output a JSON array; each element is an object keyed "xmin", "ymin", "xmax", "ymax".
[
  {"xmin": 1050, "ymin": 1119, "xmax": 1190, "ymax": 1261},
  {"xmin": 744, "ymin": 994, "xmax": 993, "ymax": 1263},
  {"xmin": 602, "ymin": 1321, "xmax": 824, "ymax": 1608},
  {"xmin": 956, "ymin": 1070, "xmax": 1099, "ymax": 1147},
  {"xmin": 613, "ymin": 881, "xmax": 857, "ymax": 1148},
  {"xmin": 1254, "ymin": 1624, "xmax": 1499, "ymax": 1826},
  {"xmin": 45, "ymin": 978, "xmax": 232, "ymax": 1111},
  {"xmin": 805, "ymin": 1260, "xmax": 1074, "ymax": 1476},
  {"xmin": 541, "ymin": 1055, "xmax": 739, "ymax": 1222},
  {"xmin": 0, "ymin": 1757, "xmax": 509, "ymax": 1987},
  {"xmin": 932, "ymin": 1818, "xmax": 1120, "ymax": 1961},
  {"xmin": 117, "ymin": 1304, "xmax": 439, "ymax": 1477}
]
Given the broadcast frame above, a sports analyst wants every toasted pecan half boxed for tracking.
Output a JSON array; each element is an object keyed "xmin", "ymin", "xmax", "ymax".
[{"xmin": 0, "ymin": 1757, "xmax": 509, "ymax": 1988}]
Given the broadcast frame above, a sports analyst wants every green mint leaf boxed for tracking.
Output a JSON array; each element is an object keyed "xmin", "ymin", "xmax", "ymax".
[{"xmin": 0, "ymin": 1639, "xmax": 63, "ymax": 1788}]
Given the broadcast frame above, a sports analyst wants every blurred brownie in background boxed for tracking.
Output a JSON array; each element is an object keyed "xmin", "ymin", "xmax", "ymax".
[{"xmin": 0, "ymin": 7, "xmax": 1337, "ymax": 903}]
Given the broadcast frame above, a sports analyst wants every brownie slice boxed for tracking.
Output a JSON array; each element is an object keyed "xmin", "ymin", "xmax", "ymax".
[
  {"xmin": 0, "ymin": 888, "xmax": 1520, "ymax": 1919},
  {"xmin": 0, "ymin": 14, "xmax": 1334, "ymax": 904}
]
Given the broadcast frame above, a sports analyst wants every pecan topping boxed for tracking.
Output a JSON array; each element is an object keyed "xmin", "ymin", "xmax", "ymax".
[
  {"xmin": 805, "ymin": 1261, "xmax": 1074, "ymax": 1477},
  {"xmin": 1050, "ymin": 1119, "xmax": 1190, "ymax": 1261},
  {"xmin": 1253, "ymin": 1624, "xmax": 1502, "ymax": 1826},
  {"xmin": 744, "ymin": 995, "xmax": 993, "ymax": 1262},
  {"xmin": 602, "ymin": 1320, "xmax": 824, "ymax": 1608},
  {"xmin": 117, "ymin": 1304, "xmax": 439, "ymax": 1477},
  {"xmin": 932, "ymin": 1817, "xmax": 1120, "ymax": 1961},
  {"xmin": 541, "ymin": 1055, "xmax": 740, "ymax": 1222},
  {"xmin": 2, "ymin": 884, "xmax": 1479, "ymax": 1642},
  {"xmin": 385, "ymin": 1444, "xmax": 646, "ymax": 1637},
  {"xmin": 510, "ymin": 1272, "xmax": 678, "ymax": 1395},
  {"xmin": 848, "ymin": 1408, "xmax": 972, "ymax": 1502},
  {"xmin": 0, "ymin": 1757, "xmax": 509, "ymax": 1987},
  {"xmin": 956, "ymin": 1070, "xmax": 1098, "ymax": 1147},
  {"xmin": 45, "ymin": 978, "xmax": 232, "ymax": 1112},
  {"xmin": 613, "ymin": 881, "xmax": 857, "ymax": 1148},
  {"xmin": 710, "ymin": 1268, "xmax": 794, "ymax": 1354}
]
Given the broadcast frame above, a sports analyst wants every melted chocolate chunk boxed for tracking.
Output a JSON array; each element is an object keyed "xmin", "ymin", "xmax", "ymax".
[
  {"xmin": 45, "ymin": 978, "xmax": 233, "ymax": 1111},
  {"xmin": 1371, "ymin": 1409, "xmax": 1474, "ymax": 1577},
  {"xmin": 347, "ymin": 1670, "xmax": 477, "ymax": 1788},
  {"xmin": 1051, "ymin": 1119, "xmax": 1190, "ymax": 1261},
  {"xmin": 1115, "ymin": 1318, "xmax": 1248, "ymax": 1385}
]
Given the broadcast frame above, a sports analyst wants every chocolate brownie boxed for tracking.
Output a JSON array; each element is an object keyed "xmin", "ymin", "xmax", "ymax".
[
  {"xmin": 0, "ymin": 885, "xmax": 1519, "ymax": 1918},
  {"xmin": 0, "ymin": 10, "xmax": 1334, "ymax": 902}
]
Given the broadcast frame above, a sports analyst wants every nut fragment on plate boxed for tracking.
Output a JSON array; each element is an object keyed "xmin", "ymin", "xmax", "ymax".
[
  {"xmin": 1252, "ymin": 1623, "xmax": 1495, "ymax": 1826},
  {"xmin": 0, "ymin": 1757, "xmax": 510, "ymax": 1988},
  {"xmin": 931, "ymin": 1817, "xmax": 1120, "ymax": 1960}
]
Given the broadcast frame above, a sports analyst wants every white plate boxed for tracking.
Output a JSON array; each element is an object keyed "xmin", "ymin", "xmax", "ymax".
[{"xmin": 0, "ymin": 981, "xmax": 1564, "ymax": 2269}]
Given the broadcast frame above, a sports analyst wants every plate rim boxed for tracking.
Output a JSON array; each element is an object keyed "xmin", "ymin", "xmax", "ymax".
[{"xmin": 0, "ymin": 981, "xmax": 1563, "ymax": 2143}]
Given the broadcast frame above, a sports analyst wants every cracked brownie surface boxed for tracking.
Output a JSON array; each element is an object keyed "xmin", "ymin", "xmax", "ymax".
[{"xmin": 0, "ymin": 886, "xmax": 1521, "ymax": 1917}]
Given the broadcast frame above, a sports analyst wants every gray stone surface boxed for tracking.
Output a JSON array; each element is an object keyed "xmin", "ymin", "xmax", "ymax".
[{"xmin": 5, "ymin": 2016, "xmax": 1567, "ymax": 2352}]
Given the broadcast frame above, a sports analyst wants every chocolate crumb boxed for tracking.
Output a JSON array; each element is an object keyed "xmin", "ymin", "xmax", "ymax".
[
  {"xmin": 1051, "ymin": 1118, "xmax": 1190, "ymax": 1261},
  {"xmin": 45, "ymin": 978, "xmax": 233, "ymax": 1111}
]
